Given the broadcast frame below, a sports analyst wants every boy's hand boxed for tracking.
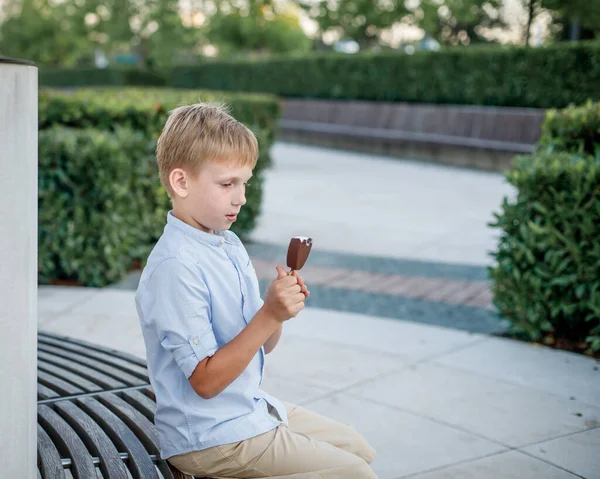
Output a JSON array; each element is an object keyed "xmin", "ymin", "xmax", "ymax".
[{"xmin": 263, "ymin": 266, "xmax": 306, "ymax": 322}]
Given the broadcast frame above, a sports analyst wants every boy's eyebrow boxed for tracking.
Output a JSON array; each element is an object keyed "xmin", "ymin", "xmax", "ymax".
[{"xmin": 220, "ymin": 174, "xmax": 253, "ymax": 182}]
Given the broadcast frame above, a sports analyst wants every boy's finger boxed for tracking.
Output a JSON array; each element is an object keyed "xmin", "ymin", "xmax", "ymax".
[
  {"xmin": 295, "ymin": 274, "xmax": 306, "ymax": 288},
  {"xmin": 292, "ymin": 272, "xmax": 308, "ymax": 291},
  {"xmin": 275, "ymin": 265, "xmax": 287, "ymax": 279},
  {"xmin": 279, "ymin": 275, "xmax": 299, "ymax": 287},
  {"xmin": 293, "ymin": 293, "xmax": 306, "ymax": 303}
]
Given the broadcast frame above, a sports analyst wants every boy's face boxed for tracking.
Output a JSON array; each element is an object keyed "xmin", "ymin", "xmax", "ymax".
[{"xmin": 171, "ymin": 158, "xmax": 253, "ymax": 234}]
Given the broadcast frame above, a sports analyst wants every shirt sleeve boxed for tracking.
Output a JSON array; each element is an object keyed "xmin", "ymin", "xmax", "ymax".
[{"xmin": 146, "ymin": 257, "xmax": 218, "ymax": 378}]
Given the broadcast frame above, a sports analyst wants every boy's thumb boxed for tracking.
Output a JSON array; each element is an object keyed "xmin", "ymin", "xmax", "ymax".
[{"xmin": 275, "ymin": 265, "xmax": 287, "ymax": 279}]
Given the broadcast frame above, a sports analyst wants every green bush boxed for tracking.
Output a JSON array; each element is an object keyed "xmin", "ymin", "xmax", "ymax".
[
  {"xmin": 39, "ymin": 126, "xmax": 157, "ymax": 286},
  {"xmin": 39, "ymin": 88, "xmax": 280, "ymax": 155},
  {"xmin": 538, "ymin": 100, "xmax": 600, "ymax": 156},
  {"xmin": 39, "ymin": 67, "xmax": 166, "ymax": 88},
  {"xmin": 39, "ymin": 87, "xmax": 280, "ymax": 286},
  {"xmin": 170, "ymin": 42, "xmax": 600, "ymax": 109},
  {"xmin": 489, "ymin": 151, "xmax": 600, "ymax": 351}
]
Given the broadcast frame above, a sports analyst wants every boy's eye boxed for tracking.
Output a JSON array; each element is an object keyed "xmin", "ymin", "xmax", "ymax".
[{"xmin": 221, "ymin": 183, "xmax": 232, "ymax": 187}]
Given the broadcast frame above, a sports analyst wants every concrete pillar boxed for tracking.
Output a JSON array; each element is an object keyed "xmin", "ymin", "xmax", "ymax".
[{"xmin": 0, "ymin": 57, "xmax": 38, "ymax": 476}]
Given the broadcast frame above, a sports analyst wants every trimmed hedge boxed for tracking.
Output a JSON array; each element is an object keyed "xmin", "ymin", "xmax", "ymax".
[
  {"xmin": 39, "ymin": 67, "xmax": 166, "ymax": 88},
  {"xmin": 40, "ymin": 42, "xmax": 600, "ymax": 109},
  {"xmin": 489, "ymin": 151, "xmax": 600, "ymax": 352},
  {"xmin": 39, "ymin": 126, "xmax": 157, "ymax": 286},
  {"xmin": 170, "ymin": 42, "xmax": 600, "ymax": 109},
  {"xmin": 39, "ymin": 88, "xmax": 280, "ymax": 286},
  {"xmin": 39, "ymin": 88, "xmax": 280, "ymax": 156},
  {"xmin": 538, "ymin": 100, "xmax": 600, "ymax": 156}
]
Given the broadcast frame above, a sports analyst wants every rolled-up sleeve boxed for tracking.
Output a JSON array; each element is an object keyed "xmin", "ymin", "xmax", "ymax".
[{"xmin": 146, "ymin": 257, "xmax": 218, "ymax": 378}]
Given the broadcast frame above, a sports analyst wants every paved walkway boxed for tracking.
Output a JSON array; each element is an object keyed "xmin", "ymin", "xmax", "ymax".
[
  {"xmin": 39, "ymin": 143, "xmax": 599, "ymax": 478},
  {"xmin": 39, "ymin": 286, "xmax": 600, "ymax": 479},
  {"xmin": 251, "ymin": 143, "xmax": 516, "ymax": 266}
]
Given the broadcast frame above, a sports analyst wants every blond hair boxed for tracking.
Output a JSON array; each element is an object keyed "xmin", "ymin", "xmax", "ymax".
[{"xmin": 156, "ymin": 103, "xmax": 259, "ymax": 197}]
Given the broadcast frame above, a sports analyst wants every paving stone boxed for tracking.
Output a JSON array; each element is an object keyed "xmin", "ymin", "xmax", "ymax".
[
  {"xmin": 346, "ymin": 362, "xmax": 600, "ymax": 447},
  {"xmin": 407, "ymin": 450, "xmax": 580, "ymax": 479},
  {"xmin": 435, "ymin": 336, "xmax": 600, "ymax": 406},
  {"xmin": 305, "ymin": 393, "xmax": 505, "ymax": 479},
  {"xmin": 521, "ymin": 428, "xmax": 600, "ymax": 479},
  {"xmin": 464, "ymin": 287, "xmax": 494, "ymax": 308},
  {"xmin": 446, "ymin": 280, "xmax": 489, "ymax": 304}
]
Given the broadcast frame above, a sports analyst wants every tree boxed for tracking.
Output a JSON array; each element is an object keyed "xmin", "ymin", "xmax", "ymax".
[
  {"xmin": 0, "ymin": 0, "xmax": 95, "ymax": 65},
  {"xmin": 298, "ymin": 0, "xmax": 410, "ymax": 50},
  {"xmin": 0, "ymin": 0, "xmax": 197, "ymax": 67},
  {"xmin": 541, "ymin": 0, "xmax": 600, "ymax": 41},
  {"xmin": 204, "ymin": 0, "xmax": 311, "ymax": 56},
  {"xmin": 416, "ymin": 0, "xmax": 505, "ymax": 46},
  {"xmin": 522, "ymin": 0, "xmax": 542, "ymax": 45},
  {"xmin": 134, "ymin": 0, "xmax": 197, "ymax": 68}
]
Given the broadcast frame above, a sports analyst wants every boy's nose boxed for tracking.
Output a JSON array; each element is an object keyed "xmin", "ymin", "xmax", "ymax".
[{"xmin": 234, "ymin": 191, "xmax": 246, "ymax": 206}]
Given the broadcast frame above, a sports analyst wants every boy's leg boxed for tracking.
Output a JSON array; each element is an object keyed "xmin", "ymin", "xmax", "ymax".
[
  {"xmin": 167, "ymin": 424, "xmax": 377, "ymax": 479},
  {"xmin": 283, "ymin": 402, "xmax": 376, "ymax": 464}
]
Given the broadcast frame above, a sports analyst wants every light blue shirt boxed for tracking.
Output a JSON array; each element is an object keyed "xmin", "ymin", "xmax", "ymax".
[{"xmin": 135, "ymin": 212, "xmax": 288, "ymax": 459}]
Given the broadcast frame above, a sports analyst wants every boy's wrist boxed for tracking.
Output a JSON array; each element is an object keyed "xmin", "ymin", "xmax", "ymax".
[{"xmin": 256, "ymin": 305, "xmax": 283, "ymax": 329}]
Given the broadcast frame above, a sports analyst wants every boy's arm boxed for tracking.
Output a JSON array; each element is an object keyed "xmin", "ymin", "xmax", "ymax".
[
  {"xmin": 190, "ymin": 266, "xmax": 304, "ymax": 398},
  {"xmin": 190, "ymin": 308, "xmax": 281, "ymax": 398},
  {"xmin": 263, "ymin": 324, "xmax": 282, "ymax": 354}
]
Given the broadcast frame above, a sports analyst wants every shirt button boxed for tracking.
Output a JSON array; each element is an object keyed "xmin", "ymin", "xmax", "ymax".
[{"xmin": 192, "ymin": 339, "xmax": 199, "ymax": 345}]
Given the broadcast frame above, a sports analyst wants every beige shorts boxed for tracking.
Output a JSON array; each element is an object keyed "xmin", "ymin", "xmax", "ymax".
[{"xmin": 168, "ymin": 402, "xmax": 377, "ymax": 478}]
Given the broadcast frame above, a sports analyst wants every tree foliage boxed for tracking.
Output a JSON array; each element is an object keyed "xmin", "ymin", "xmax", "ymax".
[
  {"xmin": 0, "ymin": 0, "xmax": 195, "ymax": 67},
  {"xmin": 417, "ymin": 0, "xmax": 505, "ymax": 45},
  {"xmin": 204, "ymin": 0, "xmax": 311, "ymax": 56},
  {"xmin": 298, "ymin": 0, "xmax": 410, "ymax": 49}
]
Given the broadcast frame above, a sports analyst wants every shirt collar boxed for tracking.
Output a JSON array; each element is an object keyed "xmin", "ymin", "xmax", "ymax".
[{"xmin": 166, "ymin": 211, "xmax": 228, "ymax": 246}]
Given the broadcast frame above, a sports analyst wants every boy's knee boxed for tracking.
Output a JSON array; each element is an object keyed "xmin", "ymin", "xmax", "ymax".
[
  {"xmin": 352, "ymin": 459, "xmax": 378, "ymax": 479},
  {"xmin": 347, "ymin": 426, "xmax": 376, "ymax": 464}
]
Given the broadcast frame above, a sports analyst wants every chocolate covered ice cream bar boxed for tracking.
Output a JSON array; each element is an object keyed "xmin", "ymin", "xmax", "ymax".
[{"xmin": 287, "ymin": 236, "xmax": 313, "ymax": 273}]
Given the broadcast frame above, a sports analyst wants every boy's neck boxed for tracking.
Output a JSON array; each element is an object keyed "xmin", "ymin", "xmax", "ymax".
[{"xmin": 172, "ymin": 204, "xmax": 214, "ymax": 235}]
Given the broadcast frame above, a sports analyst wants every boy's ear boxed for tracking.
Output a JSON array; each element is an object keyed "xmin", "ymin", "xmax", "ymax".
[{"xmin": 169, "ymin": 168, "xmax": 189, "ymax": 198}]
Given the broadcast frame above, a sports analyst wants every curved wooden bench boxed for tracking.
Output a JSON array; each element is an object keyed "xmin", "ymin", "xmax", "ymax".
[
  {"xmin": 279, "ymin": 99, "xmax": 546, "ymax": 171},
  {"xmin": 37, "ymin": 332, "xmax": 197, "ymax": 479}
]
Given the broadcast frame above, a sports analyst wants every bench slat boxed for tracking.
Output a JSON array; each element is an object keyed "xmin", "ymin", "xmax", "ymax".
[
  {"xmin": 38, "ymin": 383, "xmax": 60, "ymax": 401},
  {"xmin": 38, "ymin": 405, "xmax": 97, "ymax": 478},
  {"xmin": 38, "ymin": 423, "xmax": 64, "ymax": 479},
  {"xmin": 121, "ymin": 389, "xmax": 157, "ymax": 421},
  {"xmin": 38, "ymin": 370, "xmax": 85, "ymax": 397},
  {"xmin": 40, "ymin": 334, "xmax": 149, "ymax": 378},
  {"xmin": 99, "ymin": 393, "xmax": 160, "ymax": 451},
  {"xmin": 39, "ymin": 360, "xmax": 104, "ymax": 393},
  {"xmin": 39, "ymin": 350, "xmax": 127, "ymax": 390},
  {"xmin": 40, "ymin": 332, "xmax": 147, "ymax": 367},
  {"xmin": 77, "ymin": 396, "xmax": 159, "ymax": 479},
  {"xmin": 55, "ymin": 400, "xmax": 129, "ymax": 479},
  {"xmin": 99, "ymin": 393, "xmax": 184, "ymax": 479},
  {"xmin": 39, "ymin": 343, "xmax": 146, "ymax": 387}
]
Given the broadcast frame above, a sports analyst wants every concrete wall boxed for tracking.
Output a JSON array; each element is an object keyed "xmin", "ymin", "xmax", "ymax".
[{"xmin": 0, "ymin": 59, "xmax": 38, "ymax": 476}]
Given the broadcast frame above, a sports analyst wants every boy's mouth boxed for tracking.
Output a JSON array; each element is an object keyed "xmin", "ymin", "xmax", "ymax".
[{"xmin": 225, "ymin": 214, "xmax": 237, "ymax": 222}]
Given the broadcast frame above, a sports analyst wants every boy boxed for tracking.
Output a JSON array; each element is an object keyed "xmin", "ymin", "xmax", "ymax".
[{"xmin": 135, "ymin": 103, "xmax": 377, "ymax": 478}]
